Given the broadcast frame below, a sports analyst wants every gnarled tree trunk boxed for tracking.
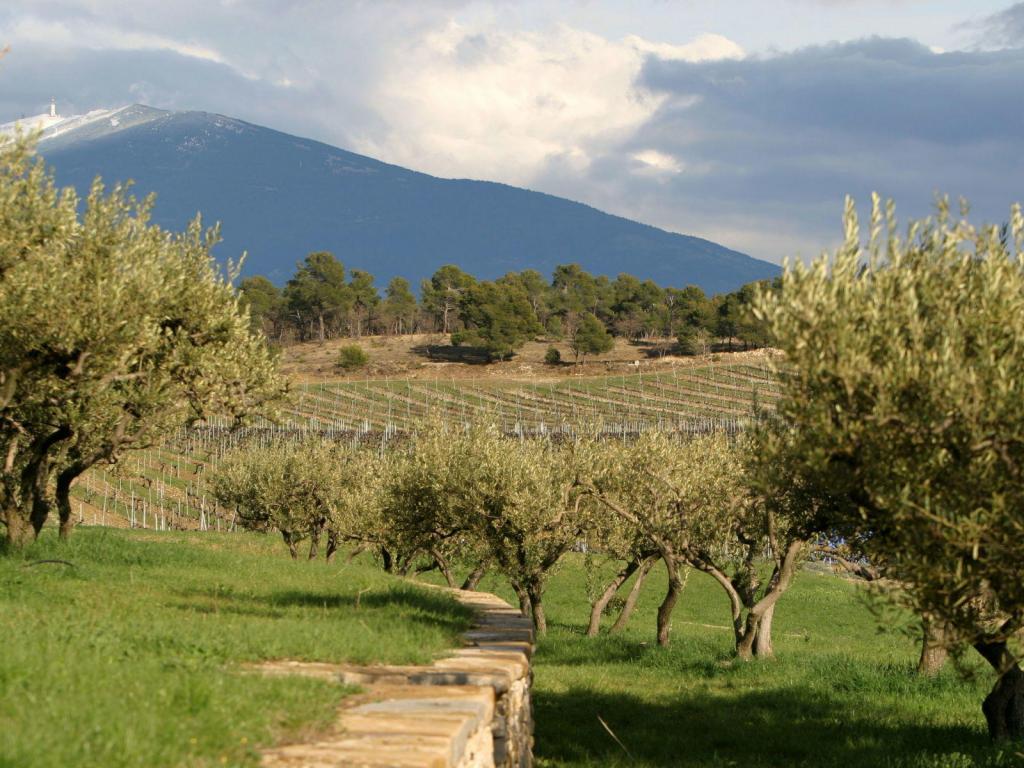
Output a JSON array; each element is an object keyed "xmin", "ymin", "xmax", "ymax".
[
  {"xmin": 974, "ymin": 640, "xmax": 1024, "ymax": 741},
  {"xmin": 754, "ymin": 603, "xmax": 775, "ymax": 658},
  {"xmin": 512, "ymin": 581, "xmax": 532, "ymax": 619},
  {"xmin": 56, "ymin": 476, "xmax": 76, "ymax": 541},
  {"xmin": 30, "ymin": 491, "xmax": 51, "ymax": 538},
  {"xmin": 2, "ymin": 506, "xmax": 33, "ymax": 549},
  {"xmin": 657, "ymin": 558, "xmax": 686, "ymax": 647},
  {"xmin": 282, "ymin": 531, "xmax": 299, "ymax": 560},
  {"xmin": 610, "ymin": 555, "xmax": 656, "ymax": 634},
  {"xmin": 587, "ymin": 557, "xmax": 642, "ymax": 637},
  {"xmin": 736, "ymin": 613, "xmax": 760, "ymax": 661},
  {"xmin": 325, "ymin": 532, "xmax": 339, "ymax": 563},
  {"xmin": 307, "ymin": 528, "xmax": 321, "ymax": 560},
  {"xmin": 431, "ymin": 549, "xmax": 456, "ymax": 589},
  {"xmin": 460, "ymin": 562, "xmax": 488, "ymax": 591}
]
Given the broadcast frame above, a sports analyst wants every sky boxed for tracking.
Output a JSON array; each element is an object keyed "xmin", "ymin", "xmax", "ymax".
[{"xmin": 1, "ymin": 0, "xmax": 1022, "ymax": 264}]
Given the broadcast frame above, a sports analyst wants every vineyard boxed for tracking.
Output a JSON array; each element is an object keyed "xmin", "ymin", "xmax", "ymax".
[{"xmin": 67, "ymin": 355, "xmax": 779, "ymax": 532}]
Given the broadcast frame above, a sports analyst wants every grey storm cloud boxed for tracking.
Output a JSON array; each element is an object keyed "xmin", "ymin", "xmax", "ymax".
[
  {"xmin": 967, "ymin": 2, "xmax": 1024, "ymax": 47},
  {"xmin": 533, "ymin": 36, "xmax": 1024, "ymax": 261}
]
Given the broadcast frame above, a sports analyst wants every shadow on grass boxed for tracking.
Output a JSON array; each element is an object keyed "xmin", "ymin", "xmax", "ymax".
[
  {"xmin": 266, "ymin": 586, "xmax": 471, "ymax": 618},
  {"xmin": 534, "ymin": 684, "xmax": 992, "ymax": 768},
  {"xmin": 411, "ymin": 343, "xmax": 495, "ymax": 364},
  {"xmin": 170, "ymin": 583, "xmax": 474, "ymax": 630},
  {"xmin": 629, "ymin": 339, "xmax": 683, "ymax": 360},
  {"xmin": 536, "ymin": 634, "xmax": 730, "ymax": 678}
]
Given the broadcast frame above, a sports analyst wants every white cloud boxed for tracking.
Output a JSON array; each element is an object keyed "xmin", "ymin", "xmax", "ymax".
[
  {"xmin": 9, "ymin": 16, "xmax": 232, "ymax": 67},
  {"xmin": 625, "ymin": 32, "xmax": 745, "ymax": 62},
  {"xmin": 352, "ymin": 23, "xmax": 743, "ymax": 184},
  {"xmin": 632, "ymin": 148, "xmax": 684, "ymax": 175}
]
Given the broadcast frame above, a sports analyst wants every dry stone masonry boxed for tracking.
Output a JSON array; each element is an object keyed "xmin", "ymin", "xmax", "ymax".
[{"xmin": 258, "ymin": 589, "xmax": 534, "ymax": 767}]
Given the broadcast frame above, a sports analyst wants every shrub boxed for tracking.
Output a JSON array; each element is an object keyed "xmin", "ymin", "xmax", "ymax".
[
  {"xmin": 544, "ymin": 346, "xmax": 562, "ymax": 365},
  {"xmin": 336, "ymin": 345, "xmax": 369, "ymax": 371},
  {"xmin": 676, "ymin": 326, "xmax": 708, "ymax": 356}
]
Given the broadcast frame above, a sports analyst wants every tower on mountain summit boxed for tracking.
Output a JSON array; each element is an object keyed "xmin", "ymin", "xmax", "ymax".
[{"xmin": 49, "ymin": 98, "xmax": 56, "ymax": 118}]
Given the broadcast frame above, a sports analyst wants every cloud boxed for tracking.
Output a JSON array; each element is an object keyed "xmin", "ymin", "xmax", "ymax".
[
  {"xmin": 352, "ymin": 23, "xmax": 743, "ymax": 184},
  {"xmin": 8, "ymin": 16, "xmax": 231, "ymax": 67},
  {"xmin": 632, "ymin": 149, "xmax": 684, "ymax": 175},
  {"xmin": 625, "ymin": 32, "xmax": 744, "ymax": 62},
  {"xmin": 529, "ymin": 36, "xmax": 1024, "ymax": 261},
  {"xmin": 2, "ymin": 2, "xmax": 1020, "ymax": 266},
  {"xmin": 965, "ymin": 2, "xmax": 1024, "ymax": 49}
]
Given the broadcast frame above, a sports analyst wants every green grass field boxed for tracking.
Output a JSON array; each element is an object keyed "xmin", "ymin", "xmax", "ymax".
[
  {"xmin": 6, "ymin": 530, "xmax": 1019, "ymax": 768},
  {"xmin": 0, "ymin": 529, "xmax": 472, "ymax": 768},
  {"xmin": 440, "ymin": 556, "xmax": 1019, "ymax": 768}
]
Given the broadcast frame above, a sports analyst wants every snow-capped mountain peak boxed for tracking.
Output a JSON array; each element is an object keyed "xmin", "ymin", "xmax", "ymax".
[{"xmin": 1, "ymin": 104, "xmax": 168, "ymax": 146}]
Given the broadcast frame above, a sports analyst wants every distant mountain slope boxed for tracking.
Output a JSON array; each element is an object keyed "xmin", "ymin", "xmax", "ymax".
[{"xmin": 13, "ymin": 104, "xmax": 779, "ymax": 293}]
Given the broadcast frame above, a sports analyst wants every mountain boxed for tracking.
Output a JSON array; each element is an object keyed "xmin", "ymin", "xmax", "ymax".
[{"xmin": 4, "ymin": 104, "xmax": 779, "ymax": 293}]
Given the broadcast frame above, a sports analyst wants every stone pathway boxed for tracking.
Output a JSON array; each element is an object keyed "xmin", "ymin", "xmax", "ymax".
[{"xmin": 256, "ymin": 589, "xmax": 534, "ymax": 768}]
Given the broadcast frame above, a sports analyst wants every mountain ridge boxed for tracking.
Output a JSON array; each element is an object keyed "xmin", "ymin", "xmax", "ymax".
[{"xmin": 5, "ymin": 103, "xmax": 780, "ymax": 294}]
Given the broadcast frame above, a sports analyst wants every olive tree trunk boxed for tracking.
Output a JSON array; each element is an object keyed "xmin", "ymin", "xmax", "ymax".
[
  {"xmin": 1, "ymin": 507, "xmax": 34, "ymax": 549},
  {"xmin": 735, "ymin": 613, "xmax": 761, "ymax": 661},
  {"xmin": 917, "ymin": 618, "xmax": 949, "ymax": 676},
  {"xmin": 324, "ymin": 532, "xmax": 339, "ymax": 564},
  {"xmin": 610, "ymin": 555, "xmax": 656, "ymax": 634},
  {"xmin": 754, "ymin": 603, "xmax": 775, "ymax": 658},
  {"xmin": 512, "ymin": 581, "xmax": 532, "ymax": 618},
  {"xmin": 56, "ymin": 475, "xmax": 76, "ymax": 541},
  {"xmin": 587, "ymin": 557, "xmax": 642, "ymax": 637},
  {"xmin": 282, "ymin": 531, "xmax": 300, "ymax": 560},
  {"xmin": 461, "ymin": 562, "xmax": 488, "ymax": 591},
  {"xmin": 431, "ymin": 549, "xmax": 457, "ymax": 589},
  {"xmin": 974, "ymin": 640, "xmax": 1024, "ymax": 741},
  {"xmin": 527, "ymin": 581, "xmax": 547, "ymax": 635},
  {"xmin": 657, "ymin": 558, "xmax": 687, "ymax": 647}
]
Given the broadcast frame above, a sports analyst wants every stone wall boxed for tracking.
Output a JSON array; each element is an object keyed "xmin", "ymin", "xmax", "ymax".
[{"xmin": 259, "ymin": 588, "xmax": 535, "ymax": 768}]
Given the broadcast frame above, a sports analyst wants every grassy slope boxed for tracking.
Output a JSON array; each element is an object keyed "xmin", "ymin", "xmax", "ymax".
[
  {"xmin": 449, "ymin": 556, "xmax": 1017, "ymax": 768},
  {"xmin": 0, "ymin": 529, "xmax": 472, "ymax": 768}
]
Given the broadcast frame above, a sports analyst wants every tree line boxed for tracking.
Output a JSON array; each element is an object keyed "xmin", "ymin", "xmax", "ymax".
[
  {"xmin": 210, "ymin": 424, "xmax": 799, "ymax": 659},
  {"xmin": 240, "ymin": 254, "xmax": 776, "ymax": 360}
]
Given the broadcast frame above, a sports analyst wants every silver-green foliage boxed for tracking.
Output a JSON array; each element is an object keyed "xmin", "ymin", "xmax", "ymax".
[
  {"xmin": 384, "ymin": 423, "xmax": 593, "ymax": 632},
  {"xmin": 212, "ymin": 439, "xmax": 384, "ymax": 560},
  {"xmin": 0, "ymin": 133, "xmax": 283, "ymax": 547},
  {"xmin": 755, "ymin": 194, "xmax": 1024, "ymax": 739}
]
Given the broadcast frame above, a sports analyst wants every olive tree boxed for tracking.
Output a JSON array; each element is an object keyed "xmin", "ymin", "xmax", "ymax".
[
  {"xmin": 587, "ymin": 432, "xmax": 808, "ymax": 656},
  {"xmin": 213, "ymin": 440, "xmax": 336, "ymax": 559},
  {"xmin": 466, "ymin": 430, "xmax": 592, "ymax": 633},
  {"xmin": 0, "ymin": 134, "xmax": 282, "ymax": 548},
  {"xmin": 754, "ymin": 194, "xmax": 1024, "ymax": 739},
  {"xmin": 392, "ymin": 423, "xmax": 590, "ymax": 633},
  {"xmin": 213, "ymin": 438, "xmax": 385, "ymax": 561},
  {"xmin": 582, "ymin": 441, "xmax": 658, "ymax": 637},
  {"xmin": 383, "ymin": 427, "xmax": 483, "ymax": 585}
]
